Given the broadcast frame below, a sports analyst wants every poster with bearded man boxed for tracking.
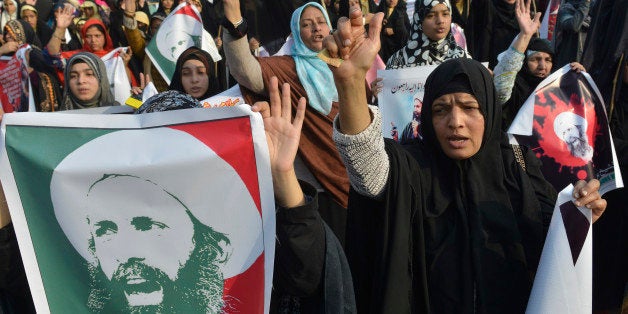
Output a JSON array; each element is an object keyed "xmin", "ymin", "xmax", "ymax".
[
  {"xmin": 0, "ymin": 106, "xmax": 275, "ymax": 313},
  {"xmin": 507, "ymin": 65, "xmax": 623, "ymax": 194}
]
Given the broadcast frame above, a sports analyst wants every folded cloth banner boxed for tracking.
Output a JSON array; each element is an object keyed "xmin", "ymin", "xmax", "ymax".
[
  {"xmin": 0, "ymin": 106, "xmax": 275, "ymax": 313},
  {"xmin": 0, "ymin": 45, "xmax": 33, "ymax": 113},
  {"xmin": 377, "ymin": 65, "xmax": 438, "ymax": 143},
  {"xmin": 508, "ymin": 65, "xmax": 623, "ymax": 195},
  {"xmin": 146, "ymin": 2, "xmax": 221, "ymax": 85},
  {"xmin": 101, "ymin": 47, "xmax": 132, "ymax": 105},
  {"xmin": 527, "ymin": 185, "xmax": 592, "ymax": 313}
]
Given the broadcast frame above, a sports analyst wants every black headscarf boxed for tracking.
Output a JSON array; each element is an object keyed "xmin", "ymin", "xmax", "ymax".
[
  {"xmin": 61, "ymin": 52, "xmax": 116, "ymax": 110},
  {"xmin": 155, "ymin": 0, "xmax": 179, "ymax": 15},
  {"xmin": 486, "ymin": 0, "xmax": 519, "ymax": 68},
  {"xmin": 347, "ymin": 58, "xmax": 557, "ymax": 313},
  {"xmin": 169, "ymin": 46, "xmax": 219, "ymax": 100},
  {"xmin": 502, "ymin": 37, "xmax": 554, "ymax": 129}
]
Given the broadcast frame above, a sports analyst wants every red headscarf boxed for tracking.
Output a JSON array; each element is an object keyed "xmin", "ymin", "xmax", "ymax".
[{"xmin": 80, "ymin": 18, "xmax": 113, "ymax": 57}]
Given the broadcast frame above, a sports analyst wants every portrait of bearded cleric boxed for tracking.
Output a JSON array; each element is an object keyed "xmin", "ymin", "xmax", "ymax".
[
  {"xmin": 84, "ymin": 174, "xmax": 229, "ymax": 313},
  {"xmin": 50, "ymin": 127, "xmax": 264, "ymax": 313}
]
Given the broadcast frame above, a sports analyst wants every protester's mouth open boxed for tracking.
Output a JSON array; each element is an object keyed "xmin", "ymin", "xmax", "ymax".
[{"xmin": 447, "ymin": 135, "xmax": 469, "ymax": 148}]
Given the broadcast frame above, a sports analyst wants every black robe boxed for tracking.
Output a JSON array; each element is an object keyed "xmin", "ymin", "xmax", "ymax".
[
  {"xmin": 592, "ymin": 81, "xmax": 628, "ymax": 311},
  {"xmin": 378, "ymin": 3, "xmax": 410, "ymax": 63},
  {"xmin": 272, "ymin": 181, "xmax": 356, "ymax": 313},
  {"xmin": 345, "ymin": 59, "xmax": 557, "ymax": 313}
]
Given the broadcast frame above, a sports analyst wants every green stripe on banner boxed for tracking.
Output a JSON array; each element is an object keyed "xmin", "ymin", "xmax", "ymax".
[{"xmin": 5, "ymin": 125, "xmax": 115, "ymax": 313}]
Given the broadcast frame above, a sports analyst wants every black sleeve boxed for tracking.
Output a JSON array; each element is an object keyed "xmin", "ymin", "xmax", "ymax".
[
  {"xmin": 609, "ymin": 97, "xmax": 628, "ymax": 168},
  {"xmin": 394, "ymin": 10, "xmax": 410, "ymax": 43},
  {"xmin": 522, "ymin": 145, "xmax": 558, "ymax": 232},
  {"xmin": 0, "ymin": 224, "xmax": 36, "ymax": 314},
  {"xmin": 273, "ymin": 180, "xmax": 325, "ymax": 297}
]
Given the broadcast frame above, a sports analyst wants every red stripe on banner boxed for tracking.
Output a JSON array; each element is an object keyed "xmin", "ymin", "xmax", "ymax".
[
  {"xmin": 174, "ymin": 4, "xmax": 201, "ymax": 22},
  {"xmin": 222, "ymin": 254, "xmax": 265, "ymax": 313},
  {"xmin": 169, "ymin": 117, "xmax": 262, "ymax": 214}
]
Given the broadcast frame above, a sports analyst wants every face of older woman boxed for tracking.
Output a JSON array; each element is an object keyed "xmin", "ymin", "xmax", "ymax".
[
  {"xmin": 181, "ymin": 59, "xmax": 209, "ymax": 99},
  {"xmin": 69, "ymin": 62, "xmax": 100, "ymax": 102},
  {"xmin": 432, "ymin": 92, "xmax": 484, "ymax": 160},
  {"xmin": 84, "ymin": 25, "xmax": 106, "ymax": 51},
  {"xmin": 421, "ymin": 3, "xmax": 451, "ymax": 42},
  {"xmin": 299, "ymin": 6, "xmax": 329, "ymax": 52},
  {"xmin": 526, "ymin": 52, "xmax": 553, "ymax": 79}
]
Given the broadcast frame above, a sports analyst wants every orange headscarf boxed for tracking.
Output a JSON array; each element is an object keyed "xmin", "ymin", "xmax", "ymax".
[{"xmin": 80, "ymin": 18, "xmax": 113, "ymax": 57}]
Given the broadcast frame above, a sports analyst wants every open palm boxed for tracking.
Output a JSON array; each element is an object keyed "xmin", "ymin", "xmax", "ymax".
[
  {"xmin": 252, "ymin": 77, "xmax": 306, "ymax": 175},
  {"xmin": 516, "ymin": 0, "xmax": 541, "ymax": 37}
]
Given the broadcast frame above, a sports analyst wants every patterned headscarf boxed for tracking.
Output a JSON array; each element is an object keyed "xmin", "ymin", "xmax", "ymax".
[
  {"xmin": 290, "ymin": 2, "xmax": 337, "ymax": 115},
  {"xmin": 386, "ymin": 0, "xmax": 469, "ymax": 69},
  {"xmin": 61, "ymin": 52, "xmax": 116, "ymax": 110},
  {"xmin": 4, "ymin": 19, "xmax": 41, "ymax": 48},
  {"xmin": 135, "ymin": 90, "xmax": 201, "ymax": 113}
]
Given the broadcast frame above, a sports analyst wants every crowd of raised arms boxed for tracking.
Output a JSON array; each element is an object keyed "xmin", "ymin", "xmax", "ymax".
[{"xmin": 0, "ymin": 0, "xmax": 626, "ymax": 312}]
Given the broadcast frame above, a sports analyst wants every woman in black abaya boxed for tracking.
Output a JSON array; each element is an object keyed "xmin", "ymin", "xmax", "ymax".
[{"xmin": 326, "ymin": 10, "xmax": 607, "ymax": 313}]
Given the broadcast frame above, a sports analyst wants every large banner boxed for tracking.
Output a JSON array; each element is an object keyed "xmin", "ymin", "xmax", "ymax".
[
  {"xmin": 0, "ymin": 106, "xmax": 275, "ymax": 313},
  {"xmin": 508, "ymin": 65, "xmax": 623, "ymax": 195},
  {"xmin": 145, "ymin": 2, "xmax": 222, "ymax": 85},
  {"xmin": 377, "ymin": 65, "xmax": 438, "ymax": 142}
]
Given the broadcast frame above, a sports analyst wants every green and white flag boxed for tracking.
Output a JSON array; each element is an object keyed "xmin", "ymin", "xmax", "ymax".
[
  {"xmin": 145, "ymin": 2, "xmax": 221, "ymax": 85},
  {"xmin": 0, "ymin": 106, "xmax": 274, "ymax": 313}
]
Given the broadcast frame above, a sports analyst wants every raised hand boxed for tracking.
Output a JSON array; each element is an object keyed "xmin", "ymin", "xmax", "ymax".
[
  {"xmin": 323, "ymin": 8, "xmax": 384, "ymax": 83},
  {"xmin": 323, "ymin": 8, "xmax": 384, "ymax": 135},
  {"xmin": 515, "ymin": 0, "xmax": 541, "ymax": 37},
  {"xmin": 55, "ymin": 5, "xmax": 75, "ymax": 30},
  {"xmin": 251, "ymin": 76, "xmax": 307, "ymax": 207},
  {"xmin": 572, "ymin": 179, "xmax": 607, "ymax": 223},
  {"xmin": 251, "ymin": 76, "xmax": 306, "ymax": 175}
]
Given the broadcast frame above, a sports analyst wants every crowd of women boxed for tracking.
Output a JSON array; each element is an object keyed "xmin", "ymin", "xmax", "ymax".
[{"xmin": 0, "ymin": 0, "xmax": 626, "ymax": 312}]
